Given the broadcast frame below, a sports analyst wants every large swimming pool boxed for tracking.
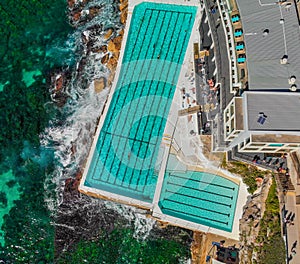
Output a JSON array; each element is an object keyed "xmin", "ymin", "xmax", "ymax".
[
  {"xmin": 159, "ymin": 171, "xmax": 239, "ymax": 232},
  {"xmin": 84, "ymin": 3, "xmax": 197, "ymax": 202}
]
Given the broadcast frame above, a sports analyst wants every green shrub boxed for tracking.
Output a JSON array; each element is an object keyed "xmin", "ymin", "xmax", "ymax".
[
  {"xmin": 256, "ymin": 178, "xmax": 285, "ymax": 264},
  {"xmin": 57, "ymin": 228, "xmax": 190, "ymax": 264},
  {"xmin": 225, "ymin": 161, "xmax": 269, "ymax": 194}
]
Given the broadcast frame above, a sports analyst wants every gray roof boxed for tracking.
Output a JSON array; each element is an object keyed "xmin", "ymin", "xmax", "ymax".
[
  {"xmin": 245, "ymin": 92, "xmax": 300, "ymax": 131},
  {"xmin": 236, "ymin": 0, "xmax": 300, "ymax": 90}
]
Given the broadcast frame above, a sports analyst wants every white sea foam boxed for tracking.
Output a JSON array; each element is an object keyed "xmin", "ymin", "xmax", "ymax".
[{"xmin": 104, "ymin": 201, "xmax": 156, "ymax": 240}]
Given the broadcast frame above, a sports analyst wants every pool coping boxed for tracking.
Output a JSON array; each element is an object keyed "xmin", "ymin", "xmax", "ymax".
[{"xmin": 79, "ymin": 0, "xmax": 248, "ymax": 241}]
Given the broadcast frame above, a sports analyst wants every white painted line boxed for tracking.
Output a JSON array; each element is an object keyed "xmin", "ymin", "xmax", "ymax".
[
  {"xmin": 204, "ymin": 15, "xmax": 208, "ymax": 24},
  {"xmin": 207, "ymin": 28, "xmax": 212, "ymax": 36},
  {"xmin": 213, "ymin": 67, "xmax": 217, "ymax": 76}
]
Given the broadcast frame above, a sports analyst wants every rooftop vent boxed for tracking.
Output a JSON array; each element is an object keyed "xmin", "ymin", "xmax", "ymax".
[
  {"xmin": 263, "ymin": 29, "xmax": 269, "ymax": 36},
  {"xmin": 289, "ymin": 75, "xmax": 296, "ymax": 84},
  {"xmin": 280, "ymin": 55, "xmax": 288, "ymax": 64},
  {"xmin": 290, "ymin": 84, "xmax": 297, "ymax": 92},
  {"xmin": 257, "ymin": 112, "xmax": 267, "ymax": 125}
]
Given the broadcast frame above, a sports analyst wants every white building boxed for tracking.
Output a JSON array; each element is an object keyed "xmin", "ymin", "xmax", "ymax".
[{"xmin": 219, "ymin": 0, "xmax": 300, "ymax": 154}]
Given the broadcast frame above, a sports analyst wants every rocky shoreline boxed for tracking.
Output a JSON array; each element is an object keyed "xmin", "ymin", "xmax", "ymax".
[
  {"xmin": 54, "ymin": 0, "xmax": 129, "ymax": 257},
  {"xmin": 61, "ymin": 0, "xmax": 128, "ymax": 195},
  {"xmin": 49, "ymin": 0, "xmax": 127, "ymax": 108},
  {"xmin": 239, "ymin": 175, "xmax": 272, "ymax": 263}
]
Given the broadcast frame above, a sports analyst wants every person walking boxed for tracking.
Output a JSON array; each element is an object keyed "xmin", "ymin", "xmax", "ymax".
[
  {"xmin": 291, "ymin": 213, "xmax": 296, "ymax": 222},
  {"xmin": 286, "ymin": 211, "xmax": 292, "ymax": 221},
  {"xmin": 291, "ymin": 240, "xmax": 297, "ymax": 251}
]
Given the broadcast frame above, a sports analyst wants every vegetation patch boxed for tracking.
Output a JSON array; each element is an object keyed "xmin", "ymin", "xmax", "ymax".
[
  {"xmin": 222, "ymin": 155, "xmax": 285, "ymax": 263},
  {"xmin": 255, "ymin": 178, "xmax": 285, "ymax": 264},
  {"xmin": 57, "ymin": 227, "xmax": 191, "ymax": 264},
  {"xmin": 0, "ymin": 192, "xmax": 7, "ymax": 208},
  {"xmin": 221, "ymin": 158, "xmax": 269, "ymax": 194}
]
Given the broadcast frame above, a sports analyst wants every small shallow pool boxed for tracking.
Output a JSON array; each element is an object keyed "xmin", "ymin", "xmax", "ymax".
[{"xmin": 159, "ymin": 170, "xmax": 239, "ymax": 232}]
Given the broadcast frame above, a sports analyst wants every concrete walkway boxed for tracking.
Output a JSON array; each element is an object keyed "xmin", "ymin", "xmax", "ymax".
[
  {"xmin": 283, "ymin": 192, "xmax": 299, "ymax": 264},
  {"xmin": 284, "ymin": 154, "xmax": 300, "ymax": 263}
]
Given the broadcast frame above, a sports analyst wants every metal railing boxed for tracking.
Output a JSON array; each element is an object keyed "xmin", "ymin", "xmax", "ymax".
[{"xmin": 229, "ymin": 147, "xmax": 278, "ymax": 171}]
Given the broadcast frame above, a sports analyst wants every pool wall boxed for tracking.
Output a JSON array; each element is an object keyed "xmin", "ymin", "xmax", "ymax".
[{"xmin": 79, "ymin": 1, "xmax": 199, "ymax": 208}]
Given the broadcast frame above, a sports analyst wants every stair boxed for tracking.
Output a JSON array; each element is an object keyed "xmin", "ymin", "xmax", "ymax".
[{"xmin": 276, "ymin": 173, "xmax": 295, "ymax": 191}]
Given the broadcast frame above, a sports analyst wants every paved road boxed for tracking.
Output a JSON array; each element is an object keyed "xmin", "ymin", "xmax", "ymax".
[{"xmin": 283, "ymin": 192, "xmax": 300, "ymax": 263}]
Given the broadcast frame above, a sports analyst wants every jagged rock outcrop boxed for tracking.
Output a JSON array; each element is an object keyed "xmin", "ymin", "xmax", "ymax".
[
  {"xmin": 191, "ymin": 232, "xmax": 207, "ymax": 264},
  {"xmin": 68, "ymin": 0, "xmax": 103, "ymax": 26},
  {"xmin": 119, "ymin": 0, "xmax": 128, "ymax": 24},
  {"xmin": 239, "ymin": 175, "xmax": 272, "ymax": 264},
  {"xmin": 94, "ymin": 77, "xmax": 106, "ymax": 93},
  {"xmin": 107, "ymin": 35, "xmax": 122, "ymax": 54},
  {"xmin": 67, "ymin": 0, "xmax": 128, "ymax": 93},
  {"xmin": 104, "ymin": 28, "xmax": 114, "ymax": 40},
  {"xmin": 101, "ymin": 53, "xmax": 110, "ymax": 64},
  {"xmin": 49, "ymin": 68, "xmax": 72, "ymax": 107},
  {"xmin": 106, "ymin": 55, "xmax": 119, "ymax": 72}
]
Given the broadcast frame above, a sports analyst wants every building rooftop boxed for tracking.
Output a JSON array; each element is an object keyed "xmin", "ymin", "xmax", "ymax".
[
  {"xmin": 236, "ymin": 0, "xmax": 300, "ymax": 90},
  {"xmin": 244, "ymin": 91, "xmax": 300, "ymax": 131}
]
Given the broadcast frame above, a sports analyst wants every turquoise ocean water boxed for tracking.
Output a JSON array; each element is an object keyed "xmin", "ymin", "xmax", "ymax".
[
  {"xmin": 0, "ymin": 0, "xmax": 192, "ymax": 263},
  {"xmin": 0, "ymin": 0, "xmax": 74, "ymax": 261}
]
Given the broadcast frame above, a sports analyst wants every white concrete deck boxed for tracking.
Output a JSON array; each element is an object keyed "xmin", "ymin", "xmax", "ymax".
[{"xmin": 79, "ymin": 0, "xmax": 249, "ymax": 241}]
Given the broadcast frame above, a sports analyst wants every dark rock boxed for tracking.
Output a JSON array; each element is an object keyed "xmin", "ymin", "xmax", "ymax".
[
  {"xmin": 51, "ymin": 90, "xmax": 69, "ymax": 107},
  {"xmin": 101, "ymin": 53, "xmax": 110, "ymax": 64}
]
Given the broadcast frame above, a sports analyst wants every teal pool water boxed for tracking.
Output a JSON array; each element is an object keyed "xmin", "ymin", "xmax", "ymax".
[
  {"xmin": 159, "ymin": 171, "xmax": 239, "ymax": 232},
  {"xmin": 84, "ymin": 3, "xmax": 197, "ymax": 202}
]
